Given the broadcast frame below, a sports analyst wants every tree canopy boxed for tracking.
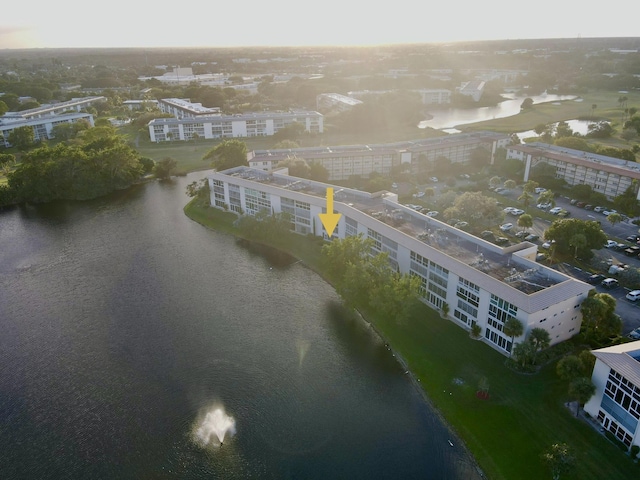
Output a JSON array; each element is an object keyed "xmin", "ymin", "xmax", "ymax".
[
  {"xmin": 543, "ymin": 218, "xmax": 607, "ymax": 260},
  {"xmin": 203, "ymin": 140, "xmax": 248, "ymax": 170}
]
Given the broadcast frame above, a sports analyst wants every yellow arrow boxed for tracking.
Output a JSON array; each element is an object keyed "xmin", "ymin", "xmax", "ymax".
[{"xmin": 319, "ymin": 187, "xmax": 342, "ymax": 237}]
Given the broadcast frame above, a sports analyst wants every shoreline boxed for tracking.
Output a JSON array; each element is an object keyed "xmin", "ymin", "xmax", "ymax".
[{"xmin": 183, "ymin": 199, "xmax": 487, "ymax": 479}]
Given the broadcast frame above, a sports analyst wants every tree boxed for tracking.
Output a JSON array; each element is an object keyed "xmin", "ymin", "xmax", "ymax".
[
  {"xmin": 529, "ymin": 327, "xmax": 551, "ymax": 353},
  {"xmin": 503, "ymin": 317, "xmax": 524, "ymax": 356},
  {"xmin": 523, "ymin": 180, "xmax": 539, "ymax": 194},
  {"xmin": 544, "ymin": 218, "xmax": 607, "ymax": 260},
  {"xmin": 606, "ymin": 212, "xmax": 622, "ymax": 227},
  {"xmin": 7, "ymin": 126, "xmax": 35, "ymax": 150},
  {"xmin": 489, "ymin": 176, "xmax": 502, "ymax": 188},
  {"xmin": 537, "ymin": 190, "xmax": 556, "ymax": 208},
  {"xmin": 569, "ymin": 377, "xmax": 596, "ymax": 416},
  {"xmin": 518, "ymin": 190, "xmax": 533, "ymax": 207},
  {"xmin": 521, "ymin": 97, "xmax": 534, "ymax": 109},
  {"xmin": 203, "ymin": 140, "xmax": 248, "ymax": 170},
  {"xmin": 569, "ymin": 233, "xmax": 586, "ymax": 258},
  {"xmin": 154, "ymin": 157, "xmax": 177, "ymax": 179},
  {"xmin": 273, "ymin": 139, "xmax": 300, "ymax": 150},
  {"xmin": 504, "ymin": 179, "xmax": 516, "ymax": 190},
  {"xmin": 517, "ymin": 213, "xmax": 533, "ymax": 233},
  {"xmin": 591, "ymin": 103, "xmax": 597, "ymax": 119},
  {"xmin": 470, "ymin": 324, "xmax": 482, "ymax": 339},
  {"xmin": 580, "ymin": 291, "xmax": 620, "ymax": 342},
  {"xmin": 443, "ymin": 191, "xmax": 501, "ymax": 229},
  {"xmin": 541, "ymin": 442, "xmax": 575, "ymax": 480},
  {"xmin": 512, "ymin": 340, "xmax": 537, "ymax": 368},
  {"xmin": 276, "ymin": 157, "xmax": 311, "ymax": 178},
  {"xmin": 556, "ymin": 355, "xmax": 585, "ymax": 382}
]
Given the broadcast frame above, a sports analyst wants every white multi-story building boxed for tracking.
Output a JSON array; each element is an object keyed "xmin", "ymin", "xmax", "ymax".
[
  {"xmin": 247, "ymin": 131, "xmax": 510, "ymax": 181},
  {"xmin": 207, "ymin": 166, "xmax": 592, "ymax": 356},
  {"xmin": 457, "ymin": 80, "xmax": 486, "ymax": 102},
  {"xmin": 0, "ymin": 112, "xmax": 94, "ymax": 148},
  {"xmin": 416, "ymin": 89, "xmax": 452, "ymax": 105},
  {"xmin": 148, "ymin": 110, "xmax": 323, "ymax": 142},
  {"xmin": 584, "ymin": 341, "xmax": 640, "ymax": 450},
  {"xmin": 158, "ymin": 98, "xmax": 221, "ymax": 119},
  {"xmin": 506, "ymin": 143, "xmax": 640, "ymax": 200},
  {"xmin": 316, "ymin": 93, "xmax": 363, "ymax": 112},
  {"xmin": 1, "ymin": 96, "xmax": 105, "ymax": 121}
]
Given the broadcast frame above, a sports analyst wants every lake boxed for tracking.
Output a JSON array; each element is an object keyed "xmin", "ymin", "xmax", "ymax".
[
  {"xmin": 419, "ymin": 93, "xmax": 579, "ymax": 130},
  {"xmin": 0, "ymin": 173, "xmax": 481, "ymax": 479}
]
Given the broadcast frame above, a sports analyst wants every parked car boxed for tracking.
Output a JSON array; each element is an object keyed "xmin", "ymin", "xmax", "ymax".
[
  {"xmin": 534, "ymin": 187, "xmax": 546, "ymax": 194},
  {"xmin": 626, "ymin": 290, "xmax": 640, "ymax": 302},
  {"xmin": 541, "ymin": 241, "xmax": 554, "ymax": 249},
  {"xmin": 515, "ymin": 231, "xmax": 528, "ymax": 238},
  {"xmin": 587, "ymin": 273, "xmax": 605, "ymax": 284},
  {"xmin": 604, "ymin": 240, "xmax": 618, "ymax": 248},
  {"xmin": 584, "ymin": 204, "xmax": 594, "ymax": 210},
  {"xmin": 629, "ymin": 327, "xmax": 640, "ymax": 340},
  {"xmin": 613, "ymin": 243, "xmax": 628, "ymax": 251},
  {"xmin": 626, "ymin": 234, "xmax": 640, "ymax": 243},
  {"xmin": 537, "ymin": 203, "xmax": 551, "ymax": 210},
  {"xmin": 426, "ymin": 211, "xmax": 439, "ymax": 217},
  {"xmin": 601, "ymin": 278, "xmax": 619, "ymax": 289},
  {"xmin": 429, "ymin": 177, "xmax": 438, "ymax": 183},
  {"xmin": 549, "ymin": 206, "xmax": 563, "ymax": 215},
  {"xmin": 503, "ymin": 207, "xmax": 516, "ymax": 214},
  {"xmin": 500, "ymin": 223, "xmax": 514, "ymax": 232},
  {"xmin": 570, "ymin": 199, "xmax": 578, "ymax": 205},
  {"xmin": 525, "ymin": 234, "xmax": 540, "ymax": 242},
  {"xmin": 511, "ymin": 208, "xmax": 525, "ymax": 216},
  {"xmin": 576, "ymin": 202, "xmax": 586, "ymax": 208},
  {"xmin": 454, "ymin": 221, "xmax": 469, "ymax": 229},
  {"xmin": 624, "ymin": 246, "xmax": 640, "ymax": 257},
  {"xmin": 481, "ymin": 231, "xmax": 496, "ymax": 241},
  {"xmin": 603, "ymin": 209, "xmax": 618, "ymax": 216},
  {"xmin": 557, "ymin": 210, "xmax": 571, "ymax": 217},
  {"xmin": 494, "ymin": 237, "xmax": 509, "ymax": 245},
  {"xmin": 594, "ymin": 206, "xmax": 606, "ymax": 213}
]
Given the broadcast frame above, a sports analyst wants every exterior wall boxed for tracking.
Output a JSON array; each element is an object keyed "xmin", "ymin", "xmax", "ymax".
[
  {"xmin": 416, "ymin": 89, "xmax": 452, "ymax": 105},
  {"xmin": 148, "ymin": 111, "xmax": 323, "ymax": 142},
  {"xmin": 507, "ymin": 144, "xmax": 640, "ymax": 201},
  {"xmin": 0, "ymin": 113, "xmax": 95, "ymax": 147},
  {"xmin": 207, "ymin": 168, "xmax": 591, "ymax": 356},
  {"xmin": 585, "ymin": 358, "xmax": 640, "ymax": 449}
]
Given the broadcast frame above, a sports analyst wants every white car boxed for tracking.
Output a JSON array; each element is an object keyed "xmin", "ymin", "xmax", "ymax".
[
  {"xmin": 549, "ymin": 207, "xmax": 563, "ymax": 215},
  {"xmin": 593, "ymin": 206, "xmax": 605, "ymax": 213},
  {"xmin": 426, "ymin": 211, "xmax": 439, "ymax": 217},
  {"xmin": 503, "ymin": 207, "xmax": 516, "ymax": 214},
  {"xmin": 604, "ymin": 240, "xmax": 618, "ymax": 248},
  {"xmin": 534, "ymin": 187, "xmax": 546, "ymax": 194},
  {"xmin": 626, "ymin": 290, "xmax": 640, "ymax": 302},
  {"xmin": 430, "ymin": 177, "xmax": 439, "ymax": 183},
  {"xmin": 416, "ymin": 191, "xmax": 425, "ymax": 198},
  {"xmin": 603, "ymin": 209, "xmax": 618, "ymax": 216},
  {"xmin": 537, "ymin": 203, "xmax": 551, "ymax": 210},
  {"xmin": 500, "ymin": 223, "xmax": 514, "ymax": 232},
  {"xmin": 511, "ymin": 208, "xmax": 525, "ymax": 216}
]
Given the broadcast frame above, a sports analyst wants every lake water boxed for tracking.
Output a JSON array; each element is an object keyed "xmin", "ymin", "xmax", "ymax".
[
  {"xmin": 0, "ymin": 173, "xmax": 480, "ymax": 479},
  {"xmin": 419, "ymin": 93, "xmax": 579, "ymax": 130}
]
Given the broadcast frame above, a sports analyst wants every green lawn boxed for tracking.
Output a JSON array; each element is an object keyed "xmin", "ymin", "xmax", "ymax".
[{"xmin": 184, "ymin": 199, "xmax": 639, "ymax": 480}]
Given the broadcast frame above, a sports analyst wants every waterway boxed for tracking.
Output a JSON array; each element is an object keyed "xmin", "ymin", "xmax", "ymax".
[
  {"xmin": 419, "ymin": 92, "xmax": 579, "ymax": 130},
  {"xmin": 0, "ymin": 173, "xmax": 480, "ymax": 479}
]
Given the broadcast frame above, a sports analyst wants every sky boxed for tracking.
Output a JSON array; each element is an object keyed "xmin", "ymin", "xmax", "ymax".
[{"xmin": 2, "ymin": 1, "xmax": 640, "ymax": 50}]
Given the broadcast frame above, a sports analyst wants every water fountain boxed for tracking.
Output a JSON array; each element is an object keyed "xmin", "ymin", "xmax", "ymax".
[{"xmin": 194, "ymin": 407, "xmax": 236, "ymax": 447}]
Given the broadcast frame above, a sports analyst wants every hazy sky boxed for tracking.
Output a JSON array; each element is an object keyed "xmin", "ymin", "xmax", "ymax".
[{"xmin": 2, "ymin": 1, "xmax": 639, "ymax": 49}]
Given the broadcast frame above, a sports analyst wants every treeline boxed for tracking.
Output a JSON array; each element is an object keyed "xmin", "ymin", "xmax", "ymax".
[{"xmin": 0, "ymin": 132, "xmax": 152, "ymax": 206}]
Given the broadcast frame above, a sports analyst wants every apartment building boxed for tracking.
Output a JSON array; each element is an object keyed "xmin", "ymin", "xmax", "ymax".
[
  {"xmin": 158, "ymin": 98, "xmax": 221, "ymax": 119},
  {"xmin": 148, "ymin": 110, "xmax": 323, "ymax": 142},
  {"xmin": 0, "ymin": 112, "xmax": 94, "ymax": 148},
  {"xmin": 248, "ymin": 131, "xmax": 510, "ymax": 181},
  {"xmin": 208, "ymin": 166, "xmax": 592, "ymax": 356},
  {"xmin": 584, "ymin": 341, "xmax": 640, "ymax": 450},
  {"xmin": 506, "ymin": 143, "xmax": 640, "ymax": 200},
  {"xmin": 316, "ymin": 93, "xmax": 363, "ymax": 112}
]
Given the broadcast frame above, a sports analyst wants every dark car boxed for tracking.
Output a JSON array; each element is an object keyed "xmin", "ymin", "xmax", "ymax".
[
  {"xmin": 480, "ymin": 230, "xmax": 496, "ymax": 241},
  {"xmin": 625, "ymin": 246, "xmax": 640, "ymax": 257},
  {"xmin": 626, "ymin": 234, "xmax": 640, "ymax": 243},
  {"xmin": 587, "ymin": 273, "xmax": 605, "ymax": 284},
  {"xmin": 576, "ymin": 202, "xmax": 586, "ymax": 208},
  {"xmin": 525, "ymin": 234, "xmax": 540, "ymax": 242},
  {"xmin": 584, "ymin": 204, "xmax": 594, "ymax": 210},
  {"xmin": 494, "ymin": 237, "xmax": 509, "ymax": 245}
]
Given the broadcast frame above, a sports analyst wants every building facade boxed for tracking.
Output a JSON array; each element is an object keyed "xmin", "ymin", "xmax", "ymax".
[
  {"xmin": 316, "ymin": 93, "xmax": 363, "ymax": 112},
  {"xmin": 248, "ymin": 131, "xmax": 510, "ymax": 181},
  {"xmin": 584, "ymin": 341, "xmax": 640, "ymax": 450},
  {"xmin": 208, "ymin": 166, "xmax": 592, "ymax": 356},
  {"xmin": 158, "ymin": 98, "xmax": 221, "ymax": 119},
  {"xmin": 506, "ymin": 143, "xmax": 640, "ymax": 200},
  {"xmin": 148, "ymin": 110, "xmax": 323, "ymax": 142},
  {"xmin": 0, "ymin": 112, "xmax": 95, "ymax": 148}
]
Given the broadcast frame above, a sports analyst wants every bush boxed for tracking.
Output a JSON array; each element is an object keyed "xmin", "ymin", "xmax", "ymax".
[
  {"xmin": 631, "ymin": 445, "xmax": 639, "ymax": 459},
  {"xmin": 605, "ymin": 431, "xmax": 629, "ymax": 451}
]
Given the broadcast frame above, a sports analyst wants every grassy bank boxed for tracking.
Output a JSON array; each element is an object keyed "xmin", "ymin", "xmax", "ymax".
[{"xmin": 184, "ymin": 200, "xmax": 638, "ymax": 480}]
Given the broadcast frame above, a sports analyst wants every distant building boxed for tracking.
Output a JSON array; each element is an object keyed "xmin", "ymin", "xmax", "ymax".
[
  {"xmin": 1, "ymin": 96, "xmax": 105, "ymax": 120},
  {"xmin": 457, "ymin": 80, "xmax": 486, "ymax": 102},
  {"xmin": 416, "ymin": 89, "xmax": 451, "ymax": 105},
  {"xmin": 148, "ymin": 110, "xmax": 323, "ymax": 142},
  {"xmin": 506, "ymin": 142, "xmax": 640, "ymax": 201},
  {"xmin": 0, "ymin": 112, "xmax": 94, "ymax": 147},
  {"xmin": 316, "ymin": 93, "xmax": 363, "ymax": 112},
  {"xmin": 584, "ymin": 341, "xmax": 640, "ymax": 450},
  {"xmin": 122, "ymin": 99, "xmax": 159, "ymax": 110},
  {"xmin": 158, "ymin": 98, "xmax": 221, "ymax": 119},
  {"xmin": 248, "ymin": 131, "xmax": 509, "ymax": 181}
]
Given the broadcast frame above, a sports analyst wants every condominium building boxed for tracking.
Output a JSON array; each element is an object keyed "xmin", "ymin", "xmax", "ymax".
[
  {"xmin": 416, "ymin": 89, "xmax": 452, "ymax": 105},
  {"xmin": 506, "ymin": 143, "xmax": 640, "ymax": 200},
  {"xmin": 457, "ymin": 80, "xmax": 486, "ymax": 102},
  {"xmin": 316, "ymin": 93, "xmax": 363, "ymax": 112},
  {"xmin": 0, "ymin": 112, "xmax": 94, "ymax": 148},
  {"xmin": 247, "ymin": 131, "xmax": 510, "ymax": 181},
  {"xmin": 158, "ymin": 98, "xmax": 221, "ymax": 119},
  {"xmin": 148, "ymin": 110, "xmax": 323, "ymax": 142},
  {"xmin": 584, "ymin": 341, "xmax": 640, "ymax": 450},
  {"xmin": 208, "ymin": 166, "xmax": 592, "ymax": 356},
  {"xmin": 0, "ymin": 96, "xmax": 105, "ymax": 121}
]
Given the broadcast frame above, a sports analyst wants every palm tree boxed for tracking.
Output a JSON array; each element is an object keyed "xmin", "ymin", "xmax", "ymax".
[
  {"xmin": 503, "ymin": 317, "xmax": 524, "ymax": 356},
  {"xmin": 569, "ymin": 377, "xmax": 596, "ymax": 417},
  {"xmin": 518, "ymin": 190, "xmax": 533, "ymax": 207},
  {"xmin": 470, "ymin": 323, "xmax": 482, "ymax": 339},
  {"xmin": 538, "ymin": 190, "xmax": 555, "ymax": 208},
  {"xmin": 517, "ymin": 213, "xmax": 533, "ymax": 234},
  {"xmin": 607, "ymin": 212, "xmax": 622, "ymax": 227},
  {"xmin": 504, "ymin": 179, "xmax": 516, "ymax": 190},
  {"xmin": 591, "ymin": 104, "xmax": 597, "ymax": 119}
]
